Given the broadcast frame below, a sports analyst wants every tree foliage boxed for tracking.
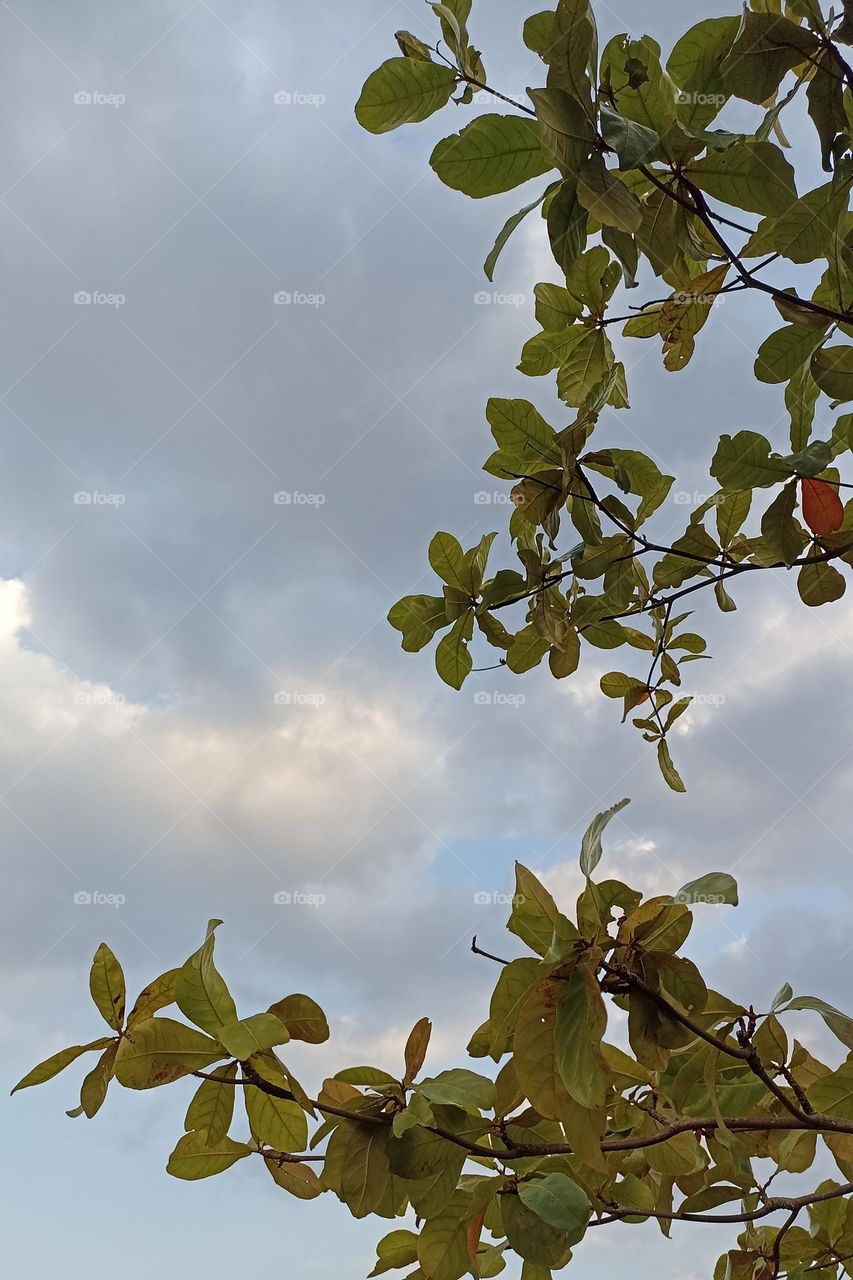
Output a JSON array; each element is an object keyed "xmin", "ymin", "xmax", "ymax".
[
  {"xmin": 363, "ymin": 0, "xmax": 853, "ymax": 790},
  {"xmin": 17, "ymin": 4, "xmax": 853, "ymax": 1277},
  {"xmin": 16, "ymin": 801, "xmax": 853, "ymax": 1278}
]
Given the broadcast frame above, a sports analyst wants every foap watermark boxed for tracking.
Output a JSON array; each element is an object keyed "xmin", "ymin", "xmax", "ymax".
[
  {"xmin": 74, "ymin": 491, "xmax": 126, "ymax": 506},
  {"xmin": 469, "ymin": 89, "xmax": 527, "ymax": 107},
  {"xmin": 274, "ymin": 691, "xmax": 326, "ymax": 706},
  {"xmin": 474, "ymin": 491, "xmax": 512, "ymax": 505},
  {"xmin": 273, "ymin": 90, "xmax": 326, "ymax": 108},
  {"xmin": 273, "ymin": 490, "xmax": 325, "ymax": 506},
  {"xmin": 73, "ymin": 90, "xmax": 126, "ymax": 108},
  {"xmin": 474, "ymin": 290, "xmax": 526, "ymax": 307},
  {"xmin": 273, "ymin": 889, "xmax": 326, "ymax": 906},
  {"xmin": 671, "ymin": 890, "xmax": 728, "ymax": 906},
  {"xmin": 473, "ymin": 891, "xmax": 525, "ymax": 906},
  {"xmin": 74, "ymin": 290, "xmax": 125, "ymax": 308},
  {"xmin": 686, "ymin": 692, "xmax": 726, "ymax": 708},
  {"xmin": 273, "ymin": 290, "xmax": 326, "ymax": 307},
  {"xmin": 474, "ymin": 691, "xmax": 526, "ymax": 707},
  {"xmin": 74, "ymin": 890, "xmax": 126, "ymax": 907},
  {"xmin": 673, "ymin": 490, "xmax": 720, "ymax": 507},
  {"xmin": 74, "ymin": 690, "xmax": 126, "ymax": 707},
  {"xmin": 676, "ymin": 91, "xmax": 726, "ymax": 108}
]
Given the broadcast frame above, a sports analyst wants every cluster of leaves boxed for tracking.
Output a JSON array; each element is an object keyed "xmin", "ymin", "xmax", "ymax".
[
  {"xmin": 356, "ymin": 0, "xmax": 853, "ymax": 789},
  {"xmin": 16, "ymin": 800, "xmax": 853, "ymax": 1279}
]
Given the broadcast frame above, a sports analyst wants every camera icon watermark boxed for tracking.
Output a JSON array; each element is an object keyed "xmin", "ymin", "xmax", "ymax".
[
  {"xmin": 473, "ymin": 891, "xmax": 525, "ymax": 906},
  {"xmin": 74, "ymin": 491, "xmax": 126, "ymax": 506},
  {"xmin": 273, "ymin": 491, "xmax": 326, "ymax": 506},
  {"xmin": 273, "ymin": 691, "xmax": 326, "ymax": 706},
  {"xmin": 474, "ymin": 491, "xmax": 512, "ymax": 505},
  {"xmin": 273, "ymin": 890, "xmax": 326, "ymax": 906},
  {"xmin": 473, "ymin": 691, "xmax": 526, "ymax": 707},
  {"xmin": 474, "ymin": 290, "xmax": 526, "ymax": 307},
  {"xmin": 73, "ymin": 890, "xmax": 126, "ymax": 907},
  {"xmin": 73, "ymin": 90, "xmax": 126, "ymax": 108},
  {"xmin": 74, "ymin": 291, "xmax": 126, "ymax": 308},
  {"xmin": 74, "ymin": 690, "xmax": 126, "ymax": 707},
  {"xmin": 273, "ymin": 90, "xmax": 326, "ymax": 107},
  {"xmin": 273, "ymin": 290, "xmax": 326, "ymax": 308},
  {"xmin": 673, "ymin": 490, "xmax": 718, "ymax": 506}
]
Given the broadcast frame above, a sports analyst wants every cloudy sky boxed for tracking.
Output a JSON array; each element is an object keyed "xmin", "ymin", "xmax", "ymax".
[{"xmin": 2, "ymin": 1, "xmax": 852, "ymax": 1276}]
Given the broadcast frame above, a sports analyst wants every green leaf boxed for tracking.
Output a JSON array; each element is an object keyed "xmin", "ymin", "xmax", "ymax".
[
  {"xmin": 755, "ymin": 326, "xmax": 826, "ymax": 385},
  {"xmin": 599, "ymin": 105, "xmax": 660, "ymax": 170},
  {"xmin": 518, "ymin": 1173, "xmax": 590, "ymax": 1242},
  {"xmin": 418, "ymin": 1201, "xmax": 470, "ymax": 1280},
  {"xmin": 667, "ymin": 17, "xmax": 739, "ymax": 129},
  {"xmin": 394, "ymin": 31, "xmax": 433, "ymax": 62},
  {"xmin": 127, "ymin": 969, "xmax": 179, "ymax": 1026},
  {"xmin": 76, "ymin": 1041, "xmax": 119, "ymax": 1119},
  {"xmin": 508, "ymin": 864, "xmax": 559, "ymax": 956},
  {"xmin": 245, "ymin": 1083, "xmax": 308, "ymax": 1152},
  {"xmin": 486, "ymin": 398, "xmax": 559, "ymax": 463},
  {"xmin": 720, "ymin": 13, "xmax": 820, "ymax": 105},
  {"xmin": 11, "ymin": 1038, "xmax": 115, "ymax": 1095},
  {"xmin": 431, "ymin": 115, "xmax": 551, "ymax": 198},
  {"xmin": 600, "ymin": 34, "xmax": 677, "ymax": 138},
  {"xmin": 488, "ymin": 957, "xmax": 542, "ymax": 1059},
  {"xmin": 811, "ymin": 346, "xmax": 853, "ymax": 402},
  {"xmin": 658, "ymin": 739, "xmax": 686, "ymax": 793},
  {"xmin": 529, "ymin": 87, "xmax": 595, "ymax": 175},
  {"xmin": 369, "ymin": 1230, "xmax": 419, "ymax": 1277},
  {"xmin": 502, "ymin": 1193, "xmax": 571, "ymax": 1268},
  {"xmin": 429, "ymin": 532, "xmax": 473, "ymax": 593},
  {"xmin": 175, "ymin": 920, "xmax": 238, "ymax": 1039},
  {"xmin": 89, "ymin": 943, "xmax": 126, "ymax": 1032},
  {"xmin": 672, "ymin": 872, "xmax": 738, "ymax": 907},
  {"xmin": 435, "ymin": 611, "xmax": 474, "ymax": 689},
  {"xmin": 265, "ymin": 1157, "xmax": 324, "ymax": 1199},
  {"xmin": 761, "ymin": 484, "xmax": 806, "ymax": 567},
  {"xmin": 787, "ymin": 364, "xmax": 821, "ymax": 453},
  {"xmin": 687, "ymin": 141, "xmax": 796, "ymax": 217},
  {"xmin": 267, "ymin": 994, "xmax": 329, "ymax": 1044},
  {"xmin": 167, "ymin": 1129, "xmax": 252, "ymax": 1180},
  {"xmin": 417, "ymin": 1069, "xmax": 496, "ymax": 1113},
  {"xmin": 336, "ymin": 1123, "xmax": 393, "ymax": 1218},
  {"xmin": 809, "ymin": 1060, "xmax": 853, "ymax": 1119},
  {"xmin": 798, "ymin": 559, "xmax": 846, "ymax": 606},
  {"xmin": 579, "ymin": 798, "xmax": 630, "ymax": 878},
  {"xmin": 782, "ymin": 996, "xmax": 853, "ymax": 1049},
  {"xmin": 355, "ymin": 58, "xmax": 457, "ymax": 134},
  {"xmin": 506, "ymin": 624, "xmax": 550, "ymax": 674},
  {"xmin": 484, "ymin": 186, "xmax": 553, "ymax": 281},
  {"xmin": 554, "ymin": 960, "xmax": 608, "ymax": 1108},
  {"xmin": 114, "ymin": 1017, "xmax": 226, "ymax": 1089},
  {"xmin": 711, "ymin": 431, "xmax": 794, "ymax": 490},
  {"xmin": 547, "ymin": 178, "xmax": 589, "ymax": 277},
  {"xmin": 184, "ymin": 1061, "xmax": 237, "ymax": 1141},
  {"xmin": 756, "ymin": 178, "xmax": 851, "ymax": 265},
  {"xmin": 556, "ymin": 328, "xmax": 610, "ymax": 407},
  {"xmin": 576, "ymin": 156, "xmax": 643, "ymax": 233},
  {"xmin": 388, "ymin": 595, "xmax": 449, "ymax": 653},
  {"xmin": 217, "ymin": 1012, "xmax": 289, "ymax": 1061}
]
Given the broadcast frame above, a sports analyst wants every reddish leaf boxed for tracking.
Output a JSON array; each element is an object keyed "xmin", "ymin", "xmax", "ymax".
[
  {"xmin": 466, "ymin": 1209, "xmax": 485, "ymax": 1277},
  {"xmin": 801, "ymin": 478, "xmax": 844, "ymax": 536}
]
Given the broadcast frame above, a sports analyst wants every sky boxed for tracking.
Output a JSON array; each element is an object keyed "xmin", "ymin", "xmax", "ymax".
[{"xmin": 1, "ymin": 1, "xmax": 853, "ymax": 1276}]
